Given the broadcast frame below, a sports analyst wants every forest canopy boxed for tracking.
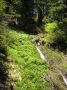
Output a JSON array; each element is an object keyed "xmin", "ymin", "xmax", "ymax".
[{"xmin": 0, "ymin": 0, "xmax": 67, "ymax": 51}]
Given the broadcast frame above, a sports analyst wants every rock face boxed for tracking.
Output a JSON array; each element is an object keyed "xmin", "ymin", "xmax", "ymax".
[
  {"xmin": 0, "ymin": 60, "xmax": 22, "ymax": 90},
  {"xmin": 8, "ymin": 63, "xmax": 22, "ymax": 81},
  {"xmin": 0, "ymin": 62, "xmax": 8, "ymax": 89}
]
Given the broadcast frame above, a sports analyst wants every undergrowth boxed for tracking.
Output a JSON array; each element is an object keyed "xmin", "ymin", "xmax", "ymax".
[
  {"xmin": 6, "ymin": 29, "xmax": 50, "ymax": 90},
  {"xmin": 39, "ymin": 45, "xmax": 67, "ymax": 90},
  {"xmin": 0, "ymin": 26, "xmax": 67, "ymax": 90}
]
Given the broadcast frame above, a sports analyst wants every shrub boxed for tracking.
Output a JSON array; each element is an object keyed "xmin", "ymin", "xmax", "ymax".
[
  {"xmin": 45, "ymin": 21, "xmax": 58, "ymax": 33},
  {"xmin": 0, "ymin": 0, "xmax": 6, "ymax": 16},
  {"xmin": 45, "ymin": 21, "xmax": 58, "ymax": 45},
  {"xmin": 44, "ymin": 21, "xmax": 67, "ymax": 52}
]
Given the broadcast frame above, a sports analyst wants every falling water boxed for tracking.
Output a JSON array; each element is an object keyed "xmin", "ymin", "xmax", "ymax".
[
  {"xmin": 36, "ymin": 42, "xmax": 67, "ymax": 87},
  {"xmin": 36, "ymin": 45, "xmax": 67, "ymax": 87},
  {"xmin": 36, "ymin": 46, "xmax": 46, "ymax": 61},
  {"xmin": 60, "ymin": 71, "xmax": 67, "ymax": 86},
  {"xmin": 62, "ymin": 75, "xmax": 67, "ymax": 85}
]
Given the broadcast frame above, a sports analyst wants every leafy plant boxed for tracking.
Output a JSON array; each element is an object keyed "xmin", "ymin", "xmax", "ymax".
[{"xmin": 0, "ymin": 0, "xmax": 6, "ymax": 16}]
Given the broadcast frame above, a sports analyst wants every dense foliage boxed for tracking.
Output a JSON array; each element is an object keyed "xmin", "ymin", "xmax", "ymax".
[
  {"xmin": 43, "ymin": 0, "xmax": 67, "ymax": 52},
  {"xmin": 0, "ymin": 0, "xmax": 67, "ymax": 90}
]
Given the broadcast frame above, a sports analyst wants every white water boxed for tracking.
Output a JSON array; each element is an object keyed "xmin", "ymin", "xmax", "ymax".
[
  {"xmin": 36, "ymin": 45, "xmax": 67, "ymax": 86},
  {"xmin": 62, "ymin": 75, "xmax": 67, "ymax": 85},
  {"xmin": 60, "ymin": 71, "xmax": 67, "ymax": 85},
  {"xmin": 36, "ymin": 46, "xmax": 46, "ymax": 61}
]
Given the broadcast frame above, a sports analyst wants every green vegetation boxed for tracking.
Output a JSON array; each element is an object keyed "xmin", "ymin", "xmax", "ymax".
[
  {"xmin": 0, "ymin": 0, "xmax": 67, "ymax": 90},
  {"xmin": 44, "ymin": 21, "xmax": 65, "ymax": 47},
  {"xmin": 0, "ymin": 0, "xmax": 6, "ymax": 16},
  {"xmin": 39, "ymin": 46, "xmax": 67, "ymax": 90},
  {"xmin": 45, "ymin": 21, "xmax": 58, "ymax": 44},
  {"xmin": 0, "ymin": 26, "xmax": 50, "ymax": 90},
  {"xmin": 7, "ymin": 29, "xmax": 50, "ymax": 90}
]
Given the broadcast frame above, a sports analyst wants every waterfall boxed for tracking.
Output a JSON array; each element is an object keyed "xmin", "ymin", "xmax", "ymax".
[
  {"xmin": 35, "ymin": 43, "xmax": 67, "ymax": 86},
  {"xmin": 36, "ymin": 46, "xmax": 46, "ymax": 61},
  {"xmin": 62, "ymin": 75, "xmax": 67, "ymax": 85},
  {"xmin": 60, "ymin": 71, "xmax": 67, "ymax": 85}
]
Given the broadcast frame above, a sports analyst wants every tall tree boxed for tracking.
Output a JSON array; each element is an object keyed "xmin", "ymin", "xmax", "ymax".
[{"xmin": 21, "ymin": 0, "xmax": 34, "ymax": 31}]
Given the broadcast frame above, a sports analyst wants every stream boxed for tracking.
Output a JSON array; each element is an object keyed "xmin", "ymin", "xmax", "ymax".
[
  {"xmin": 35, "ymin": 46, "xmax": 47, "ymax": 61},
  {"xmin": 36, "ymin": 45, "xmax": 67, "ymax": 86},
  {"xmin": 60, "ymin": 72, "xmax": 67, "ymax": 86},
  {"xmin": 62, "ymin": 75, "xmax": 67, "ymax": 85}
]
